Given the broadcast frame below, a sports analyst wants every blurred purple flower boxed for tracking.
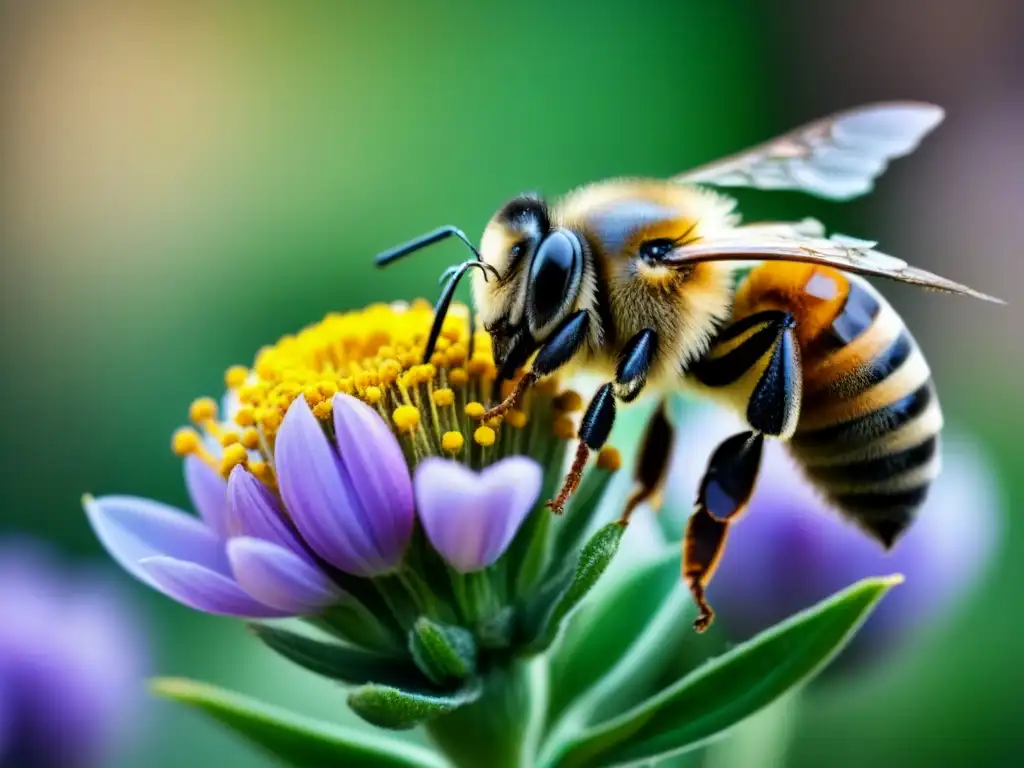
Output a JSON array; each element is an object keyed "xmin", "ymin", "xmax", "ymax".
[
  {"xmin": 664, "ymin": 407, "xmax": 1001, "ymax": 665},
  {"xmin": 415, "ymin": 458, "xmax": 542, "ymax": 572},
  {"xmin": 0, "ymin": 539, "xmax": 146, "ymax": 768},
  {"xmin": 86, "ymin": 393, "xmax": 414, "ymax": 618}
]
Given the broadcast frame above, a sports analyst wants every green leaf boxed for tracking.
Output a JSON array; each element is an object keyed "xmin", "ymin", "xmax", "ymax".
[
  {"xmin": 529, "ymin": 522, "xmax": 626, "ymax": 651},
  {"xmin": 348, "ymin": 679, "xmax": 483, "ymax": 730},
  {"xmin": 151, "ymin": 678, "xmax": 446, "ymax": 768},
  {"xmin": 550, "ymin": 464, "xmax": 618, "ymax": 565},
  {"xmin": 251, "ymin": 624, "xmax": 427, "ymax": 689},
  {"xmin": 408, "ymin": 617, "xmax": 477, "ymax": 684},
  {"xmin": 544, "ymin": 575, "xmax": 902, "ymax": 767},
  {"xmin": 546, "ymin": 546, "xmax": 679, "ymax": 724}
]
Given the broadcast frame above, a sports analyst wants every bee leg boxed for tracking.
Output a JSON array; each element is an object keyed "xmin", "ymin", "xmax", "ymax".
[
  {"xmin": 620, "ymin": 399, "xmax": 674, "ymax": 524},
  {"xmin": 683, "ymin": 430, "xmax": 765, "ymax": 632},
  {"xmin": 549, "ymin": 328, "xmax": 659, "ymax": 514},
  {"xmin": 483, "ymin": 310, "xmax": 590, "ymax": 421}
]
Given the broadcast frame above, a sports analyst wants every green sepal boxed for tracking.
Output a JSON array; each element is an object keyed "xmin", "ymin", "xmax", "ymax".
[
  {"xmin": 408, "ymin": 617, "xmax": 477, "ymax": 684},
  {"xmin": 315, "ymin": 600, "xmax": 406, "ymax": 656},
  {"xmin": 542, "ymin": 575, "xmax": 902, "ymax": 767},
  {"xmin": 251, "ymin": 624, "xmax": 427, "ymax": 689},
  {"xmin": 348, "ymin": 679, "xmax": 483, "ymax": 730},
  {"xmin": 513, "ymin": 505, "xmax": 553, "ymax": 596},
  {"xmin": 477, "ymin": 606, "xmax": 515, "ymax": 649},
  {"xmin": 546, "ymin": 545, "xmax": 679, "ymax": 724},
  {"xmin": 151, "ymin": 677, "xmax": 446, "ymax": 768},
  {"xmin": 526, "ymin": 522, "xmax": 625, "ymax": 651}
]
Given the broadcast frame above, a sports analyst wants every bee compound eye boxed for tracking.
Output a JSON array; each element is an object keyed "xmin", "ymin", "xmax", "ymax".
[{"xmin": 528, "ymin": 229, "xmax": 582, "ymax": 333}]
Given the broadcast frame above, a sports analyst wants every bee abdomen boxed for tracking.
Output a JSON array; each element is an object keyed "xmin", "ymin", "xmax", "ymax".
[{"xmin": 788, "ymin": 281, "xmax": 943, "ymax": 549}]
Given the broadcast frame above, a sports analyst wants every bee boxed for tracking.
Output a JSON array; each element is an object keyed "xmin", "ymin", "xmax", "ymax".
[{"xmin": 376, "ymin": 102, "xmax": 1003, "ymax": 631}]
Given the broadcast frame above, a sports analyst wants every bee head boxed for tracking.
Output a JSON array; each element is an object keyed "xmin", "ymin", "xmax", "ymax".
[{"xmin": 475, "ymin": 194, "xmax": 586, "ymax": 376}]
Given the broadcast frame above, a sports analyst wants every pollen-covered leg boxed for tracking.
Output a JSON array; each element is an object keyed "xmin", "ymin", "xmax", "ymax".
[
  {"xmin": 620, "ymin": 400, "xmax": 674, "ymax": 524},
  {"xmin": 549, "ymin": 329, "xmax": 659, "ymax": 514},
  {"xmin": 683, "ymin": 430, "xmax": 764, "ymax": 632},
  {"xmin": 483, "ymin": 310, "xmax": 590, "ymax": 421}
]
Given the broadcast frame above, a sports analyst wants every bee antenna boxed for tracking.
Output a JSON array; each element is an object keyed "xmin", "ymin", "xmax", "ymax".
[
  {"xmin": 422, "ymin": 261, "xmax": 493, "ymax": 363},
  {"xmin": 375, "ymin": 225, "xmax": 484, "ymax": 267}
]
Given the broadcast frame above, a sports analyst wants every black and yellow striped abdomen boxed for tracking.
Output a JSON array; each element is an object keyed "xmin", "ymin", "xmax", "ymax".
[{"xmin": 735, "ymin": 263, "xmax": 943, "ymax": 547}]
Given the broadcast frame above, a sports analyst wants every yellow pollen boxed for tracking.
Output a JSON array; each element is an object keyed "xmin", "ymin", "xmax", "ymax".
[
  {"xmin": 449, "ymin": 369, "xmax": 469, "ymax": 387},
  {"xmin": 189, "ymin": 397, "xmax": 218, "ymax": 424},
  {"xmin": 225, "ymin": 366, "xmax": 249, "ymax": 389},
  {"xmin": 467, "ymin": 359, "xmax": 496, "ymax": 379},
  {"xmin": 364, "ymin": 386, "xmax": 383, "ymax": 405},
  {"xmin": 474, "ymin": 426, "xmax": 496, "ymax": 447},
  {"xmin": 312, "ymin": 401, "xmax": 333, "ymax": 420},
  {"xmin": 393, "ymin": 405, "xmax": 421, "ymax": 432},
  {"xmin": 597, "ymin": 446, "xmax": 622, "ymax": 471},
  {"xmin": 441, "ymin": 431, "xmax": 465, "ymax": 454},
  {"xmin": 241, "ymin": 428, "xmax": 261, "ymax": 450},
  {"xmin": 235, "ymin": 408, "xmax": 255, "ymax": 427},
  {"xmin": 485, "ymin": 417, "xmax": 503, "ymax": 429},
  {"xmin": 171, "ymin": 427, "xmax": 202, "ymax": 456},
  {"xmin": 219, "ymin": 443, "xmax": 249, "ymax": 477},
  {"xmin": 219, "ymin": 431, "xmax": 240, "ymax": 447},
  {"xmin": 555, "ymin": 391, "xmax": 584, "ymax": 412},
  {"xmin": 506, "ymin": 410, "xmax": 528, "ymax": 429},
  {"xmin": 465, "ymin": 402, "xmax": 486, "ymax": 420},
  {"xmin": 553, "ymin": 415, "xmax": 577, "ymax": 440},
  {"xmin": 432, "ymin": 388, "xmax": 455, "ymax": 407}
]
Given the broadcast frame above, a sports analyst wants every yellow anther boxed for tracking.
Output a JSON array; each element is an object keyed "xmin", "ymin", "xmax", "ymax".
[
  {"xmin": 553, "ymin": 415, "xmax": 577, "ymax": 440},
  {"xmin": 446, "ymin": 343, "xmax": 468, "ymax": 365},
  {"xmin": 225, "ymin": 365, "xmax": 249, "ymax": 389},
  {"xmin": 449, "ymin": 369, "xmax": 469, "ymax": 387},
  {"xmin": 465, "ymin": 402, "xmax": 486, "ymax": 420},
  {"xmin": 249, "ymin": 461, "xmax": 274, "ymax": 484},
  {"xmin": 441, "ymin": 431, "xmax": 465, "ymax": 454},
  {"xmin": 189, "ymin": 397, "xmax": 218, "ymax": 424},
  {"xmin": 535, "ymin": 378, "xmax": 558, "ymax": 396},
  {"xmin": 219, "ymin": 431, "xmax": 240, "ymax": 447},
  {"xmin": 258, "ymin": 408, "xmax": 283, "ymax": 432},
  {"xmin": 432, "ymin": 388, "xmax": 455, "ymax": 407},
  {"xmin": 467, "ymin": 359, "xmax": 496, "ymax": 378},
  {"xmin": 219, "ymin": 443, "xmax": 249, "ymax": 476},
  {"xmin": 473, "ymin": 426, "xmax": 496, "ymax": 447},
  {"xmin": 303, "ymin": 385, "xmax": 324, "ymax": 408},
  {"xmin": 234, "ymin": 407, "xmax": 255, "ymax": 427},
  {"xmin": 364, "ymin": 386, "xmax": 383, "ymax": 405},
  {"xmin": 241, "ymin": 428, "xmax": 261, "ymax": 450},
  {"xmin": 506, "ymin": 410, "xmax": 528, "ymax": 429},
  {"xmin": 171, "ymin": 427, "xmax": 202, "ymax": 456},
  {"xmin": 555, "ymin": 391, "xmax": 584, "ymax": 412},
  {"xmin": 597, "ymin": 446, "xmax": 622, "ymax": 471},
  {"xmin": 430, "ymin": 352, "xmax": 447, "ymax": 368},
  {"xmin": 393, "ymin": 405, "xmax": 421, "ymax": 432},
  {"xmin": 312, "ymin": 401, "xmax": 333, "ymax": 420},
  {"xmin": 485, "ymin": 417, "xmax": 503, "ymax": 429},
  {"xmin": 318, "ymin": 381, "xmax": 338, "ymax": 398}
]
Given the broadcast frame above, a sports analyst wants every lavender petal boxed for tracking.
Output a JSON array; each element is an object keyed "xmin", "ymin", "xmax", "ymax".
[
  {"xmin": 183, "ymin": 455, "xmax": 230, "ymax": 538},
  {"xmin": 332, "ymin": 394, "xmax": 414, "ymax": 572},
  {"xmin": 227, "ymin": 537, "xmax": 342, "ymax": 614},
  {"xmin": 139, "ymin": 556, "xmax": 289, "ymax": 618},
  {"xmin": 414, "ymin": 457, "xmax": 542, "ymax": 572},
  {"xmin": 84, "ymin": 495, "xmax": 230, "ymax": 589},
  {"xmin": 226, "ymin": 467, "xmax": 305, "ymax": 554},
  {"xmin": 275, "ymin": 397, "xmax": 398, "ymax": 576}
]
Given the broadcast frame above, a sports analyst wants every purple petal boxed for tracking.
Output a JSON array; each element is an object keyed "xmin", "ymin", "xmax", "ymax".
[
  {"xmin": 84, "ymin": 495, "xmax": 230, "ymax": 589},
  {"xmin": 139, "ymin": 557, "xmax": 288, "ymax": 618},
  {"xmin": 414, "ymin": 457, "xmax": 542, "ymax": 572},
  {"xmin": 184, "ymin": 455, "xmax": 229, "ymax": 538},
  {"xmin": 226, "ymin": 467, "xmax": 306, "ymax": 554},
  {"xmin": 332, "ymin": 394, "xmax": 415, "ymax": 571},
  {"xmin": 227, "ymin": 537, "xmax": 342, "ymax": 614},
  {"xmin": 275, "ymin": 397, "xmax": 403, "ymax": 576}
]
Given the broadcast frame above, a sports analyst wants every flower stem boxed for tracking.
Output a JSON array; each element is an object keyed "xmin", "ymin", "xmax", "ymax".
[{"xmin": 426, "ymin": 656, "xmax": 548, "ymax": 768}]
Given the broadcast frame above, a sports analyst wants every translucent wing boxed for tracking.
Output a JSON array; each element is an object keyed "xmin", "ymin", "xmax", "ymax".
[
  {"xmin": 665, "ymin": 223, "xmax": 1004, "ymax": 303},
  {"xmin": 675, "ymin": 103, "xmax": 944, "ymax": 201}
]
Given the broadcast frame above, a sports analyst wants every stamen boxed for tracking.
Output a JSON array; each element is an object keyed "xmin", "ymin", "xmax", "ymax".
[
  {"xmin": 393, "ymin": 405, "xmax": 421, "ymax": 432},
  {"xmin": 473, "ymin": 426, "xmax": 496, "ymax": 447},
  {"xmin": 555, "ymin": 391, "xmax": 583, "ymax": 412},
  {"xmin": 465, "ymin": 402, "xmax": 486, "ymax": 420},
  {"xmin": 553, "ymin": 415, "xmax": 576, "ymax": 440},
  {"xmin": 225, "ymin": 366, "xmax": 249, "ymax": 389},
  {"xmin": 219, "ymin": 444, "xmax": 249, "ymax": 477},
  {"xmin": 442, "ymin": 431, "xmax": 465, "ymax": 454},
  {"xmin": 189, "ymin": 397, "xmax": 218, "ymax": 424},
  {"xmin": 432, "ymin": 389, "xmax": 455, "ymax": 407},
  {"xmin": 597, "ymin": 447, "xmax": 622, "ymax": 471}
]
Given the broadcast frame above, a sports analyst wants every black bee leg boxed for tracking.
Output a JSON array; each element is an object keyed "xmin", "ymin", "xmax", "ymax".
[
  {"xmin": 549, "ymin": 329, "xmax": 659, "ymax": 514},
  {"xmin": 620, "ymin": 399, "xmax": 674, "ymax": 525},
  {"xmin": 483, "ymin": 310, "xmax": 590, "ymax": 421},
  {"xmin": 683, "ymin": 430, "xmax": 764, "ymax": 632},
  {"xmin": 692, "ymin": 310, "xmax": 802, "ymax": 439}
]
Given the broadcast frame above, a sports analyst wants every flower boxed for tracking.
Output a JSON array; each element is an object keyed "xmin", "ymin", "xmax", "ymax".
[
  {"xmin": 0, "ymin": 539, "xmax": 146, "ymax": 767},
  {"xmin": 662, "ymin": 406, "xmax": 1002, "ymax": 666},
  {"xmin": 86, "ymin": 300, "xmax": 612, "ymax": 624}
]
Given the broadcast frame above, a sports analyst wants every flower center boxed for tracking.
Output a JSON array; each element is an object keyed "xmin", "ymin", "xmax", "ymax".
[{"xmin": 171, "ymin": 300, "xmax": 593, "ymax": 484}]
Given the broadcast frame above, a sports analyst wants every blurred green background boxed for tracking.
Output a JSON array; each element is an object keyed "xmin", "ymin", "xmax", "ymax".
[{"xmin": 1, "ymin": 0, "xmax": 1020, "ymax": 765}]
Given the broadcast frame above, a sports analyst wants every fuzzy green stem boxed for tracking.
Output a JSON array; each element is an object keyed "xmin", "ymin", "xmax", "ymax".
[{"xmin": 426, "ymin": 657, "xmax": 548, "ymax": 768}]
